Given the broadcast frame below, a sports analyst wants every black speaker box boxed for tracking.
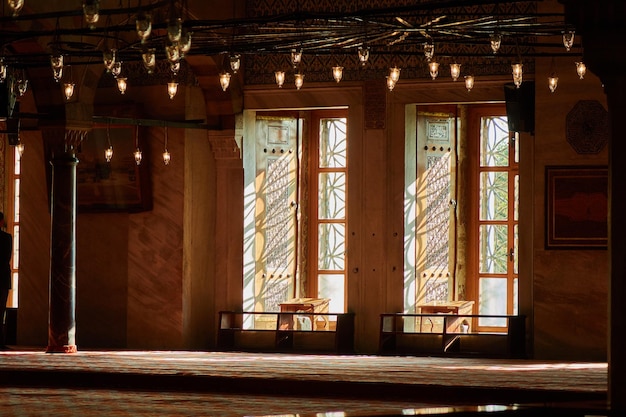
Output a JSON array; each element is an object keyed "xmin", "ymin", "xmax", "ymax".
[{"xmin": 504, "ymin": 81, "xmax": 535, "ymax": 134}]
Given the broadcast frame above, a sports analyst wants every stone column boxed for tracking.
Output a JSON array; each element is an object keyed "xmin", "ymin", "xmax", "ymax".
[
  {"xmin": 560, "ymin": 0, "xmax": 626, "ymax": 409},
  {"xmin": 43, "ymin": 128, "xmax": 84, "ymax": 353}
]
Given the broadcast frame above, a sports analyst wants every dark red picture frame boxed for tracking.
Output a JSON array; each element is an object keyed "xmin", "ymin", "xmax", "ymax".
[{"xmin": 545, "ymin": 165, "xmax": 608, "ymax": 249}]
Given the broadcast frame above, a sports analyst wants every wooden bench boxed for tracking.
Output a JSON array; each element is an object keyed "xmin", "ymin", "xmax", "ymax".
[
  {"xmin": 379, "ymin": 313, "xmax": 526, "ymax": 358},
  {"xmin": 217, "ymin": 311, "xmax": 355, "ymax": 354}
]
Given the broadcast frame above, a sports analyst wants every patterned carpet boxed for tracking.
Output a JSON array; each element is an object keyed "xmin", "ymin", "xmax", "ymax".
[{"xmin": 0, "ymin": 349, "xmax": 610, "ymax": 416}]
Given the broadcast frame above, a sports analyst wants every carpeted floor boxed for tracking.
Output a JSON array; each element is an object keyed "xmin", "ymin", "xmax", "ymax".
[{"xmin": 0, "ymin": 348, "xmax": 610, "ymax": 416}]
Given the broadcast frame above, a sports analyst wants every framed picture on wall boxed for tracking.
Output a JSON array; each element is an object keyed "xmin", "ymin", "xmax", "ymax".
[
  {"xmin": 545, "ymin": 165, "xmax": 608, "ymax": 249},
  {"xmin": 76, "ymin": 125, "xmax": 152, "ymax": 212}
]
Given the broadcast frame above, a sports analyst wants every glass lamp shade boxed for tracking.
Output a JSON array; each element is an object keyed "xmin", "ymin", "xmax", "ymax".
[
  {"xmin": 511, "ymin": 63, "xmax": 523, "ymax": 87},
  {"xmin": 548, "ymin": 75, "xmax": 559, "ymax": 93},
  {"xmin": 83, "ymin": 1, "xmax": 100, "ymax": 29},
  {"xmin": 429, "ymin": 61, "xmax": 439, "ymax": 80},
  {"xmin": 111, "ymin": 61, "xmax": 122, "ymax": 77},
  {"xmin": 63, "ymin": 82, "xmax": 75, "ymax": 100},
  {"xmin": 170, "ymin": 61, "xmax": 180, "ymax": 74},
  {"xmin": 103, "ymin": 49, "xmax": 117, "ymax": 72},
  {"xmin": 275, "ymin": 71, "xmax": 285, "ymax": 88},
  {"xmin": 490, "ymin": 33, "xmax": 502, "ymax": 54},
  {"xmin": 179, "ymin": 31, "xmax": 192, "ymax": 56},
  {"xmin": 163, "ymin": 150, "xmax": 171, "ymax": 165},
  {"xmin": 134, "ymin": 148, "xmax": 142, "ymax": 165},
  {"xmin": 358, "ymin": 46, "xmax": 370, "ymax": 66},
  {"xmin": 219, "ymin": 72, "xmax": 231, "ymax": 91},
  {"xmin": 0, "ymin": 59, "xmax": 6, "ymax": 83},
  {"xmin": 563, "ymin": 31, "xmax": 575, "ymax": 52},
  {"xmin": 8, "ymin": 0, "xmax": 24, "ymax": 16},
  {"xmin": 165, "ymin": 43, "xmax": 181, "ymax": 64},
  {"xmin": 50, "ymin": 55, "xmax": 64, "ymax": 69},
  {"xmin": 105, "ymin": 146, "xmax": 113, "ymax": 162},
  {"xmin": 423, "ymin": 41, "xmax": 434, "ymax": 61},
  {"xmin": 116, "ymin": 77, "xmax": 127, "ymax": 94},
  {"xmin": 136, "ymin": 13, "xmax": 152, "ymax": 42},
  {"xmin": 16, "ymin": 141, "xmax": 24, "ymax": 157},
  {"xmin": 167, "ymin": 18, "xmax": 182, "ymax": 43},
  {"xmin": 17, "ymin": 78, "xmax": 28, "ymax": 96},
  {"xmin": 464, "ymin": 75, "xmax": 475, "ymax": 92},
  {"xmin": 450, "ymin": 63, "xmax": 461, "ymax": 81},
  {"xmin": 167, "ymin": 81, "xmax": 178, "ymax": 99},
  {"xmin": 576, "ymin": 61, "xmax": 587, "ymax": 79},
  {"xmin": 386, "ymin": 76, "xmax": 396, "ymax": 92},
  {"xmin": 52, "ymin": 66, "xmax": 63, "ymax": 82},
  {"xmin": 142, "ymin": 49, "xmax": 156, "ymax": 73},
  {"xmin": 230, "ymin": 54, "xmax": 241, "ymax": 73},
  {"xmin": 294, "ymin": 73, "xmax": 304, "ymax": 90},
  {"xmin": 332, "ymin": 66, "xmax": 343, "ymax": 83},
  {"xmin": 389, "ymin": 67, "xmax": 401, "ymax": 83},
  {"xmin": 291, "ymin": 49, "xmax": 303, "ymax": 67}
]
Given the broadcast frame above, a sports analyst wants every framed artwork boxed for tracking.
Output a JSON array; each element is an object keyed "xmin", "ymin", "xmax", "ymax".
[
  {"xmin": 76, "ymin": 125, "xmax": 152, "ymax": 212},
  {"xmin": 545, "ymin": 165, "xmax": 608, "ymax": 249}
]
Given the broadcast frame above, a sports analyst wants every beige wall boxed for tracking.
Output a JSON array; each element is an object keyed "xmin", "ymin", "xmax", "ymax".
[{"xmin": 532, "ymin": 57, "xmax": 608, "ymax": 360}]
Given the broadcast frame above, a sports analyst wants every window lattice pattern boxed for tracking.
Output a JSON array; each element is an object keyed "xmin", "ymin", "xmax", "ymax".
[
  {"xmin": 425, "ymin": 153, "xmax": 451, "ymax": 270},
  {"xmin": 479, "ymin": 116, "xmax": 510, "ymax": 274},
  {"xmin": 265, "ymin": 156, "xmax": 291, "ymax": 269}
]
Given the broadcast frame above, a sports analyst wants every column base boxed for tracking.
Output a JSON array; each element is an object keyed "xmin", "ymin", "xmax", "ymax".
[{"xmin": 46, "ymin": 344, "xmax": 78, "ymax": 353}]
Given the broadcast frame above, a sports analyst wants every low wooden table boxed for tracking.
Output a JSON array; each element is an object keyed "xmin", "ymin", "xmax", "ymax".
[
  {"xmin": 417, "ymin": 301, "xmax": 475, "ymax": 333},
  {"xmin": 279, "ymin": 298, "xmax": 330, "ymax": 330}
]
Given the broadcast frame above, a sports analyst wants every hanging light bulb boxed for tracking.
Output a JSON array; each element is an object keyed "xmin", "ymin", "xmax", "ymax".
[
  {"xmin": 275, "ymin": 70, "xmax": 285, "ymax": 88},
  {"xmin": 291, "ymin": 48, "xmax": 303, "ymax": 68},
  {"xmin": 103, "ymin": 48, "xmax": 117, "ymax": 73},
  {"xmin": 230, "ymin": 54, "xmax": 241, "ymax": 73},
  {"xmin": 0, "ymin": 58, "xmax": 6, "ymax": 83},
  {"xmin": 111, "ymin": 61, "xmax": 122, "ymax": 78},
  {"xmin": 63, "ymin": 82, "xmax": 75, "ymax": 100},
  {"xmin": 219, "ymin": 72, "xmax": 231, "ymax": 91},
  {"xmin": 167, "ymin": 18, "xmax": 183, "ymax": 43},
  {"xmin": 576, "ymin": 61, "xmax": 587, "ymax": 79},
  {"xmin": 490, "ymin": 33, "xmax": 502, "ymax": 54},
  {"xmin": 105, "ymin": 146, "xmax": 113, "ymax": 162},
  {"xmin": 136, "ymin": 12, "xmax": 152, "ymax": 42},
  {"xmin": 429, "ymin": 61, "xmax": 440, "ymax": 80},
  {"xmin": 167, "ymin": 81, "xmax": 178, "ymax": 99},
  {"xmin": 163, "ymin": 127, "xmax": 171, "ymax": 165},
  {"xmin": 563, "ymin": 31, "xmax": 575, "ymax": 52},
  {"xmin": 294, "ymin": 73, "xmax": 304, "ymax": 90},
  {"xmin": 332, "ymin": 66, "xmax": 343, "ymax": 83},
  {"xmin": 386, "ymin": 76, "xmax": 396, "ymax": 92},
  {"xmin": 389, "ymin": 66, "xmax": 401, "ymax": 83},
  {"xmin": 423, "ymin": 40, "xmax": 435, "ymax": 61},
  {"xmin": 464, "ymin": 74, "xmax": 475, "ymax": 92},
  {"xmin": 8, "ymin": 0, "xmax": 24, "ymax": 16},
  {"xmin": 548, "ymin": 73, "xmax": 559, "ymax": 93},
  {"xmin": 450, "ymin": 63, "xmax": 461, "ymax": 81},
  {"xmin": 511, "ymin": 63, "xmax": 523, "ymax": 87},
  {"xmin": 358, "ymin": 46, "xmax": 370, "ymax": 66},
  {"xmin": 134, "ymin": 148, "xmax": 142, "ymax": 165},
  {"xmin": 162, "ymin": 149, "xmax": 171, "ymax": 165},
  {"xmin": 16, "ymin": 139, "xmax": 25, "ymax": 157},
  {"xmin": 142, "ymin": 49, "xmax": 156, "ymax": 74},
  {"xmin": 116, "ymin": 77, "xmax": 127, "ymax": 94},
  {"xmin": 83, "ymin": 0, "xmax": 100, "ymax": 29}
]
